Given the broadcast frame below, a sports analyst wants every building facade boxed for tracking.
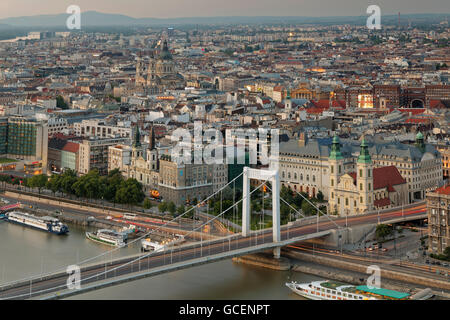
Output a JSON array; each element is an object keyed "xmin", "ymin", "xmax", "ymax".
[
  {"xmin": 158, "ymin": 155, "xmax": 213, "ymax": 206},
  {"xmin": 276, "ymin": 134, "xmax": 442, "ymax": 205},
  {"xmin": 74, "ymin": 119, "xmax": 132, "ymax": 139},
  {"xmin": 426, "ymin": 185, "xmax": 450, "ymax": 255},
  {"xmin": 78, "ymin": 137, "xmax": 129, "ymax": 175}
]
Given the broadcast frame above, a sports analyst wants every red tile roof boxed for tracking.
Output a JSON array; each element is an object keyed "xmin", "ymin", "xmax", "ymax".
[
  {"xmin": 374, "ymin": 197, "xmax": 391, "ymax": 208},
  {"xmin": 373, "ymin": 166, "xmax": 406, "ymax": 190},
  {"xmin": 435, "ymin": 185, "xmax": 450, "ymax": 195},
  {"xmin": 62, "ymin": 142, "xmax": 79, "ymax": 153},
  {"xmin": 311, "ymin": 100, "xmax": 346, "ymax": 109},
  {"xmin": 349, "ymin": 166, "xmax": 406, "ymax": 191},
  {"xmin": 306, "ymin": 107, "xmax": 327, "ymax": 114}
]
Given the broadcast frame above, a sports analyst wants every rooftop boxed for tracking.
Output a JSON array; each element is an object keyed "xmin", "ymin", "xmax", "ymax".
[{"xmin": 356, "ymin": 285, "xmax": 410, "ymax": 299}]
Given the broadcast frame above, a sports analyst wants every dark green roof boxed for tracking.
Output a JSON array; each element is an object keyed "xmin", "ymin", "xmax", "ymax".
[
  {"xmin": 329, "ymin": 135, "xmax": 343, "ymax": 160},
  {"xmin": 356, "ymin": 286, "xmax": 410, "ymax": 299},
  {"xmin": 416, "ymin": 131, "xmax": 424, "ymax": 140},
  {"xmin": 159, "ymin": 40, "xmax": 173, "ymax": 60},
  {"xmin": 357, "ymin": 138, "xmax": 371, "ymax": 163}
]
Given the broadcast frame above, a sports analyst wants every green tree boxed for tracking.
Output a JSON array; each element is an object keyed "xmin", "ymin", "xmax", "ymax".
[
  {"xmin": 177, "ymin": 205, "xmax": 185, "ymax": 216},
  {"xmin": 301, "ymin": 201, "xmax": 316, "ymax": 216},
  {"xmin": 158, "ymin": 202, "xmax": 168, "ymax": 214},
  {"xmin": 56, "ymin": 96, "xmax": 68, "ymax": 109},
  {"xmin": 46, "ymin": 174, "xmax": 61, "ymax": 195},
  {"xmin": 167, "ymin": 202, "xmax": 176, "ymax": 215},
  {"xmin": 115, "ymin": 178, "xmax": 145, "ymax": 205},
  {"xmin": 444, "ymin": 246, "xmax": 450, "ymax": 259},
  {"xmin": 317, "ymin": 191, "xmax": 324, "ymax": 202},
  {"xmin": 376, "ymin": 224, "xmax": 393, "ymax": 241},
  {"xmin": 60, "ymin": 170, "xmax": 77, "ymax": 195},
  {"xmin": 29, "ymin": 174, "xmax": 48, "ymax": 194},
  {"xmin": 143, "ymin": 198, "xmax": 153, "ymax": 210},
  {"xmin": 280, "ymin": 185, "xmax": 294, "ymax": 203}
]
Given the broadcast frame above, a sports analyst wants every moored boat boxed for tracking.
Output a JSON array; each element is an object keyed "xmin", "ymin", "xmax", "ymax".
[
  {"xmin": 5, "ymin": 211, "xmax": 69, "ymax": 235},
  {"xmin": 286, "ymin": 280, "xmax": 411, "ymax": 300},
  {"xmin": 86, "ymin": 229, "xmax": 127, "ymax": 247}
]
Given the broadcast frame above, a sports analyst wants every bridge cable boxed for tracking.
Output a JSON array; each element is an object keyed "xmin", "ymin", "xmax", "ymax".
[
  {"xmin": 2, "ymin": 177, "xmax": 270, "ymax": 300},
  {"xmin": 0, "ymin": 171, "xmax": 246, "ymax": 289}
]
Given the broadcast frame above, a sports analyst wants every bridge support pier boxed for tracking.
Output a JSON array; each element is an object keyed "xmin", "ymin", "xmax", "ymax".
[{"xmin": 273, "ymin": 247, "xmax": 281, "ymax": 259}]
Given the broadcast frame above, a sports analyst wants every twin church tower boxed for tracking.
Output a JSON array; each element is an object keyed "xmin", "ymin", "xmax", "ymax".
[{"xmin": 328, "ymin": 136, "xmax": 374, "ymax": 215}]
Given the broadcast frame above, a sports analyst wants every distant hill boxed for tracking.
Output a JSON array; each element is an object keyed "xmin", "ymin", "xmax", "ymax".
[{"xmin": 0, "ymin": 11, "xmax": 448, "ymax": 28}]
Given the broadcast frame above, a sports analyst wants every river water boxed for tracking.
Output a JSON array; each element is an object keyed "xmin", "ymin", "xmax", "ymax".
[{"xmin": 0, "ymin": 221, "xmax": 322, "ymax": 300}]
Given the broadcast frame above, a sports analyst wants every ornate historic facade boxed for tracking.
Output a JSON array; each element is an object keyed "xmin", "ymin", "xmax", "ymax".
[{"xmin": 136, "ymin": 40, "xmax": 185, "ymax": 93}]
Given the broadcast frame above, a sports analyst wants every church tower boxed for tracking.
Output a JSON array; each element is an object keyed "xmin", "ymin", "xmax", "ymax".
[
  {"xmin": 328, "ymin": 135, "xmax": 344, "ymax": 214},
  {"xmin": 415, "ymin": 131, "xmax": 425, "ymax": 153},
  {"xmin": 285, "ymin": 88, "xmax": 292, "ymax": 111},
  {"xmin": 357, "ymin": 138, "xmax": 374, "ymax": 213},
  {"xmin": 131, "ymin": 127, "xmax": 143, "ymax": 167},
  {"xmin": 147, "ymin": 126, "xmax": 159, "ymax": 171}
]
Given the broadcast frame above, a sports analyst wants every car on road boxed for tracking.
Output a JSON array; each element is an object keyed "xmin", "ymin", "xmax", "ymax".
[
  {"xmin": 442, "ymin": 263, "xmax": 448, "ymax": 267},
  {"xmin": 381, "ymin": 248, "xmax": 388, "ymax": 252},
  {"xmin": 425, "ymin": 260, "xmax": 430, "ymax": 264}
]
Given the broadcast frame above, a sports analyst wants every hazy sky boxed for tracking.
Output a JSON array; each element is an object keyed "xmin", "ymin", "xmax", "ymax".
[{"xmin": 0, "ymin": 0, "xmax": 449, "ymax": 19}]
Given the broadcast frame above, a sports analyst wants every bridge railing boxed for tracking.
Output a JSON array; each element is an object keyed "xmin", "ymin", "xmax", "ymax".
[{"xmin": 1, "ymin": 173, "xmax": 277, "ymax": 299}]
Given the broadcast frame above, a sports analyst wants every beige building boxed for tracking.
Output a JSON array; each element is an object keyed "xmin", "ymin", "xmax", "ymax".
[
  {"xmin": 108, "ymin": 127, "xmax": 159, "ymax": 191},
  {"xmin": 426, "ymin": 185, "xmax": 450, "ymax": 254},
  {"xmin": 275, "ymin": 133, "xmax": 442, "ymax": 204},
  {"xmin": 78, "ymin": 137, "xmax": 129, "ymax": 175},
  {"xmin": 74, "ymin": 119, "xmax": 132, "ymax": 139},
  {"xmin": 328, "ymin": 137, "xmax": 408, "ymax": 216},
  {"xmin": 158, "ymin": 155, "xmax": 213, "ymax": 206}
]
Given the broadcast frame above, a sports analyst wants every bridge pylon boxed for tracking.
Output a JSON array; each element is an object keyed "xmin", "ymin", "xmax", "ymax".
[{"xmin": 242, "ymin": 167, "xmax": 281, "ymax": 258}]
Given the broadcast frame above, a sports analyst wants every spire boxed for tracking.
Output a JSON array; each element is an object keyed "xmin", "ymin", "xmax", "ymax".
[
  {"xmin": 133, "ymin": 127, "xmax": 141, "ymax": 148},
  {"xmin": 357, "ymin": 138, "xmax": 371, "ymax": 163},
  {"xmin": 159, "ymin": 39, "xmax": 173, "ymax": 60},
  {"xmin": 329, "ymin": 135, "xmax": 343, "ymax": 160},
  {"xmin": 149, "ymin": 126, "xmax": 155, "ymax": 150}
]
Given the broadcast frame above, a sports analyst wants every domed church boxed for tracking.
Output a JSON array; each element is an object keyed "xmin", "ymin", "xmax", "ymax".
[{"xmin": 136, "ymin": 40, "xmax": 185, "ymax": 93}]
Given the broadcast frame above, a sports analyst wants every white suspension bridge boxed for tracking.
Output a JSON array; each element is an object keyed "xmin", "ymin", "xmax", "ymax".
[{"xmin": 0, "ymin": 167, "xmax": 426, "ymax": 300}]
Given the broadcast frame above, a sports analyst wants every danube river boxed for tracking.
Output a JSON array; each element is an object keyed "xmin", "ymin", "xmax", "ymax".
[{"xmin": 0, "ymin": 221, "xmax": 322, "ymax": 300}]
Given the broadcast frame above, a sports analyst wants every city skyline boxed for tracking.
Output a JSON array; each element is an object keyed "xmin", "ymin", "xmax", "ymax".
[{"xmin": 0, "ymin": 0, "xmax": 449, "ymax": 20}]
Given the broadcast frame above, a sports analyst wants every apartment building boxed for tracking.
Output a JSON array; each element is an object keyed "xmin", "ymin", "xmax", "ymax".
[
  {"xmin": 158, "ymin": 155, "xmax": 213, "ymax": 206},
  {"xmin": 74, "ymin": 119, "xmax": 132, "ymax": 139},
  {"xmin": 78, "ymin": 137, "xmax": 129, "ymax": 175},
  {"xmin": 426, "ymin": 185, "xmax": 450, "ymax": 254}
]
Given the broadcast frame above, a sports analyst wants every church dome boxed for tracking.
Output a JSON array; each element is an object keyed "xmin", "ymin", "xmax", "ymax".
[
  {"xmin": 416, "ymin": 131, "xmax": 424, "ymax": 140},
  {"xmin": 159, "ymin": 40, "xmax": 173, "ymax": 60}
]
